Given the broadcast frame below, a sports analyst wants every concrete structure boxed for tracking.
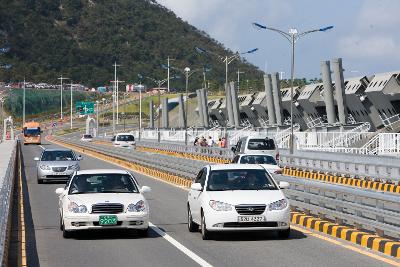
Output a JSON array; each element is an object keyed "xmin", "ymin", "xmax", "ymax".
[
  {"xmin": 332, "ymin": 58, "xmax": 348, "ymax": 125},
  {"xmin": 264, "ymin": 74, "xmax": 276, "ymax": 125},
  {"xmin": 296, "ymin": 83, "xmax": 324, "ymax": 127},
  {"xmin": 321, "ymin": 60, "xmax": 336, "ymax": 124},
  {"xmin": 230, "ymin": 81, "xmax": 241, "ymax": 128},
  {"xmin": 208, "ymin": 98, "xmax": 223, "ymax": 126},
  {"xmin": 201, "ymin": 89, "xmax": 209, "ymax": 128},
  {"xmin": 178, "ymin": 94, "xmax": 186, "ymax": 128},
  {"xmin": 196, "ymin": 89, "xmax": 204, "ymax": 127},
  {"xmin": 225, "ymin": 83, "xmax": 234, "ymax": 126},
  {"xmin": 271, "ymin": 72, "xmax": 283, "ymax": 125},
  {"xmin": 238, "ymin": 94, "xmax": 260, "ymax": 127},
  {"xmin": 149, "ymin": 100, "xmax": 154, "ymax": 128},
  {"xmin": 162, "ymin": 97, "xmax": 169, "ymax": 128},
  {"xmin": 251, "ymin": 92, "xmax": 269, "ymax": 126},
  {"xmin": 281, "ymin": 86, "xmax": 307, "ymax": 129}
]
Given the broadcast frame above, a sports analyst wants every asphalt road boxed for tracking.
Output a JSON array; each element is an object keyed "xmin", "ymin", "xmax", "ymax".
[{"xmin": 19, "ymin": 140, "xmax": 394, "ymax": 267}]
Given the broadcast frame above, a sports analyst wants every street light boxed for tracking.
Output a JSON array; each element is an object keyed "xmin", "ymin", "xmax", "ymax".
[
  {"xmin": 252, "ymin": 22, "xmax": 333, "ymax": 154},
  {"xmin": 58, "ymin": 75, "xmax": 69, "ymax": 121},
  {"xmin": 137, "ymin": 74, "xmax": 144, "ymax": 141}
]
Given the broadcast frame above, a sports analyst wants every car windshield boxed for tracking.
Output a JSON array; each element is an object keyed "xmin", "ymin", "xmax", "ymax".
[
  {"xmin": 207, "ymin": 169, "xmax": 278, "ymax": 191},
  {"xmin": 69, "ymin": 173, "xmax": 138, "ymax": 194},
  {"xmin": 247, "ymin": 138, "xmax": 276, "ymax": 150},
  {"xmin": 240, "ymin": 155, "xmax": 277, "ymax": 165},
  {"xmin": 117, "ymin": 135, "xmax": 134, "ymax": 141},
  {"xmin": 83, "ymin": 134, "xmax": 92, "ymax": 138},
  {"xmin": 24, "ymin": 128, "xmax": 40, "ymax": 136},
  {"xmin": 41, "ymin": 151, "xmax": 76, "ymax": 161}
]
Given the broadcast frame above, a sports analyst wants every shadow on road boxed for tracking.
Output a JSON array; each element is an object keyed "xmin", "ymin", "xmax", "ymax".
[
  {"xmin": 204, "ymin": 228, "xmax": 307, "ymax": 242},
  {"xmin": 70, "ymin": 228, "xmax": 161, "ymax": 240}
]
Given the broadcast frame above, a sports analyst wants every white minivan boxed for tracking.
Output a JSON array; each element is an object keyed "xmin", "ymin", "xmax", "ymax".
[
  {"xmin": 231, "ymin": 136, "xmax": 279, "ymax": 161},
  {"xmin": 112, "ymin": 133, "xmax": 136, "ymax": 148}
]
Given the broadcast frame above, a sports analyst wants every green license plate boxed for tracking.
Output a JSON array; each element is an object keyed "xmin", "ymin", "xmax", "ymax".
[{"xmin": 99, "ymin": 215, "xmax": 118, "ymax": 226}]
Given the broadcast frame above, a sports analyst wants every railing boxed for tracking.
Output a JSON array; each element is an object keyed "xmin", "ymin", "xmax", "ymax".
[
  {"xmin": 321, "ymin": 122, "xmax": 371, "ymax": 148},
  {"xmin": 305, "ymin": 116, "xmax": 323, "ymax": 128},
  {"xmin": 380, "ymin": 113, "xmax": 400, "ymax": 130},
  {"xmin": 56, "ymin": 137, "xmax": 400, "ymax": 240},
  {"xmin": 0, "ymin": 140, "xmax": 18, "ymax": 265}
]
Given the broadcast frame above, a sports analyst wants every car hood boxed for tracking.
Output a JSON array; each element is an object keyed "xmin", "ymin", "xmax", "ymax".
[
  {"xmin": 39, "ymin": 161, "xmax": 79, "ymax": 167},
  {"xmin": 67, "ymin": 193, "xmax": 144, "ymax": 207},
  {"xmin": 206, "ymin": 190, "xmax": 286, "ymax": 205},
  {"xmin": 260, "ymin": 164, "xmax": 281, "ymax": 172}
]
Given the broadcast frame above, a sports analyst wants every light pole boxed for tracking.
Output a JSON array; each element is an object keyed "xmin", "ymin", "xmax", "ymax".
[
  {"xmin": 70, "ymin": 81, "xmax": 73, "ymax": 129},
  {"xmin": 101, "ymin": 98, "xmax": 106, "ymax": 130},
  {"xmin": 137, "ymin": 74, "xmax": 144, "ymax": 141},
  {"xmin": 96, "ymin": 100, "xmax": 99, "ymax": 135},
  {"xmin": 252, "ymin": 22, "xmax": 333, "ymax": 154},
  {"xmin": 58, "ymin": 75, "xmax": 69, "ymax": 121},
  {"xmin": 22, "ymin": 77, "xmax": 26, "ymax": 124},
  {"xmin": 112, "ymin": 62, "xmax": 121, "ymax": 133}
]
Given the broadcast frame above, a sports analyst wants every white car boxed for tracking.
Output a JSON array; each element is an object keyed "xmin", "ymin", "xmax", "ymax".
[
  {"xmin": 231, "ymin": 154, "xmax": 282, "ymax": 174},
  {"xmin": 80, "ymin": 134, "xmax": 93, "ymax": 142},
  {"xmin": 112, "ymin": 133, "xmax": 136, "ymax": 148},
  {"xmin": 56, "ymin": 169, "xmax": 151, "ymax": 238},
  {"xmin": 187, "ymin": 164, "xmax": 290, "ymax": 240},
  {"xmin": 231, "ymin": 136, "xmax": 279, "ymax": 162}
]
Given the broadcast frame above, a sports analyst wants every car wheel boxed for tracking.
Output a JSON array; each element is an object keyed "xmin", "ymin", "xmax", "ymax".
[
  {"xmin": 201, "ymin": 212, "xmax": 211, "ymax": 240},
  {"xmin": 62, "ymin": 223, "xmax": 73, "ymax": 238},
  {"xmin": 277, "ymin": 227, "xmax": 290, "ymax": 239},
  {"xmin": 187, "ymin": 205, "xmax": 198, "ymax": 232},
  {"xmin": 59, "ymin": 216, "xmax": 63, "ymax": 231},
  {"xmin": 137, "ymin": 227, "xmax": 149, "ymax": 237}
]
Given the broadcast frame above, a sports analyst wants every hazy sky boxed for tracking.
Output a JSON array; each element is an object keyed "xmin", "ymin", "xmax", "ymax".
[{"xmin": 157, "ymin": 0, "xmax": 400, "ymax": 80}]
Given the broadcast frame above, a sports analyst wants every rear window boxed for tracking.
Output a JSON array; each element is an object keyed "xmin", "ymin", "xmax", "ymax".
[
  {"xmin": 117, "ymin": 135, "xmax": 135, "ymax": 141},
  {"xmin": 239, "ymin": 155, "xmax": 277, "ymax": 165},
  {"xmin": 83, "ymin": 134, "xmax": 92, "ymax": 138},
  {"xmin": 247, "ymin": 138, "xmax": 276, "ymax": 150}
]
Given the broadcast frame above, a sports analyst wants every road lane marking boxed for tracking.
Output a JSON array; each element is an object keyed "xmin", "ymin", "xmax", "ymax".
[
  {"xmin": 39, "ymin": 145, "xmax": 45, "ymax": 150},
  {"xmin": 18, "ymin": 145, "xmax": 27, "ymax": 267},
  {"xmin": 149, "ymin": 222, "xmax": 212, "ymax": 267}
]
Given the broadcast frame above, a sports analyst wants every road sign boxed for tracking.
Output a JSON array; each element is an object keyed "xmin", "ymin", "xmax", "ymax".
[{"xmin": 76, "ymin": 101, "xmax": 94, "ymax": 115}]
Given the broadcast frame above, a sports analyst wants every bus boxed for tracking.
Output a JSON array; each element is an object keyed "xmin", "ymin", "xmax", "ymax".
[{"xmin": 23, "ymin": 121, "xmax": 42, "ymax": 145}]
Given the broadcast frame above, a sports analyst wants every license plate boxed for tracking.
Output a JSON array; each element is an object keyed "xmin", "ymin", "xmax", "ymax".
[
  {"xmin": 238, "ymin": 216, "xmax": 266, "ymax": 223},
  {"xmin": 99, "ymin": 215, "xmax": 118, "ymax": 226},
  {"xmin": 55, "ymin": 172, "xmax": 67, "ymax": 176}
]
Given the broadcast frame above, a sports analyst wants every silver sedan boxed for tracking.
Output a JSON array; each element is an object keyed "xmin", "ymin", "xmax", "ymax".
[{"xmin": 35, "ymin": 149, "xmax": 82, "ymax": 184}]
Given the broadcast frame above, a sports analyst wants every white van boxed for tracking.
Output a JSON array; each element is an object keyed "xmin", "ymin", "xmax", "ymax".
[
  {"xmin": 231, "ymin": 136, "xmax": 279, "ymax": 161},
  {"xmin": 111, "ymin": 133, "xmax": 136, "ymax": 148}
]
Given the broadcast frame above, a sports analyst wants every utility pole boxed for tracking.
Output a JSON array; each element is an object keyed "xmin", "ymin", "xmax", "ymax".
[
  {"xmin": 236, "ymin": 69, "xmax": 245, "ymax": 94},
  {"xmin": 70, "ymin": 81, "xmax": 73, "ymax": 129},
  {"xmin": 58, "ymin": 75, "xmax": 69, "ymax": 121},
  {"xmin": 112, "ymin": 61, "xmax": 121, "ymax": 133},
  {"xmin": 167, "ymin": 57, "xmax": 170, "ymax": 93},
  {"xmin": 23, "ymin": 78, "xmax": 26, "ymax": 124}
]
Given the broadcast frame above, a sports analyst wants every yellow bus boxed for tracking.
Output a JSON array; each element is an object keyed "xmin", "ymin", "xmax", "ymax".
[{"xmin": 23, "ymin": 121, "xmax": 41, "ymax": 145}]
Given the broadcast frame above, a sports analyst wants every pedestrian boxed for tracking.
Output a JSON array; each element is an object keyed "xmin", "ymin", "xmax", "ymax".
[
  {"xmin": 200, "ymin": 136, "xmax": 207, "ymax": 147},
  {"xmin": 194, "ymin": 137, "xmax": 199, "ymax": 146},
  {"xmin": 217, "ymin": 138, "xmax": 222, "ymax": 148},
  {"xmin": 207, "ymin": 136, "xmax": 214, "ymax": 147},
  {"xmin": 221, "ymin": 137, "xmax": 227, "ymax": 148}
]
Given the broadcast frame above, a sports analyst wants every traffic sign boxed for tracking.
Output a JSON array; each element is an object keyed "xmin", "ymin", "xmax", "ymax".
[{"xmin": 76, "ymin": 101, "xmax": 94, "ymax": 115}]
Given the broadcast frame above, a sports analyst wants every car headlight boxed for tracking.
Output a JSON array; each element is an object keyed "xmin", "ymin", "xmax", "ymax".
[
  {"xmin": 209, "ymin": 200, "xmax": 233, "ymax": 211},
  {"xmin": 269, "ymin": 199, "xmax": 288, "ymax": 211},
  {"xmin": 127, "ymin": 200, "xmax": 146, "ymax": 212},
  {"xmin": 68, "ymin": 202, "xmax": 88, "ymax": 213},
  {"xmin": 68, "ymin": 164, "xmax": 79, "ymax": 170},
  {"xmin": 39, "ymin": 165, "xmax": 51, "ymax": 170}
]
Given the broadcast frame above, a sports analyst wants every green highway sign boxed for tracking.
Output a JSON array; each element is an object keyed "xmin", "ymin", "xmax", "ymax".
[{"xmin": 76, "ymin": 101, "xmax": 94, "ymax": 115}]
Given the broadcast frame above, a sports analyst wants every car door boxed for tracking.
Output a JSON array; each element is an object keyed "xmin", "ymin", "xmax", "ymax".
[{"xmin": 189, "ymin": 168, "xmax": 207, "ymax": 222}]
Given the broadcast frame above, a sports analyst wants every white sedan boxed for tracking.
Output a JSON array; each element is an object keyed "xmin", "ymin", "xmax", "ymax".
[
  {"xmin": 231, "ymin": 154, "xmax": 282, "ymax": 174},
  {"xmin": 56, "ymin": 169, "xmax": 151, "ymax": 238},
  {"xmin": 187, "ymin": 164, "xmax": 290, "ymax": 240}
]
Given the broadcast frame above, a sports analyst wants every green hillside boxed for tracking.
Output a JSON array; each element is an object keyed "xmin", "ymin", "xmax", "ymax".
[{"xmin": 0, "ymin": 0, "xmax": 263, "ymax": 90}]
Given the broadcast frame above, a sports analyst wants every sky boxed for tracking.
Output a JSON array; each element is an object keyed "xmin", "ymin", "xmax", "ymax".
[{"xmin": 157, "ymin": 0, "xmax": 400, "ymax": 80}]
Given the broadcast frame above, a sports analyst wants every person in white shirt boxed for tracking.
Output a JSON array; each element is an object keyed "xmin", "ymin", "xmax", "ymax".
[{"xmin": 207, "ymin": 136, "xmax": 214, "ymax": 147}]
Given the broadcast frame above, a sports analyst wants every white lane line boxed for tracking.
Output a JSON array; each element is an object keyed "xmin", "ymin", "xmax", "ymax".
[
  {"xmin": 149, "ymin": 222, "xmax": 213, "ymax": 267},
  {"xmin": 39, "ymin": 145, "xmax": 46, "ymax": 150}
]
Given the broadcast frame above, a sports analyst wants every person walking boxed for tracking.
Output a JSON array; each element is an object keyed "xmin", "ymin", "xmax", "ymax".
[
  {"xmin": 193, "ymin": 137, "xmax": 199, "ymax": 146},
  {"xmin": 207, "ymin": 136, "xmax": 214, "ymax": 147},
  {"xmin": 221, "ymin": 137, "xmax": 227, "ymax": 148}
]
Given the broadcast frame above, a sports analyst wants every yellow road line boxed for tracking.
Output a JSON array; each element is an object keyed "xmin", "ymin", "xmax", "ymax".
[{"xmin": 18, "ymin": 146, "xmax": 27, "ymax": 267}]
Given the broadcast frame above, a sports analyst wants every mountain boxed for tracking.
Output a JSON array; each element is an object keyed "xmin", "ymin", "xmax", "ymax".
[{"xmin": 0, "ymin": 0, "xmax": 263, "ymax": 89}]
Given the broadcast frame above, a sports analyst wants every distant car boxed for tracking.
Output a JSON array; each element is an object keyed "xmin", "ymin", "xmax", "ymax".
[
  {"xmin": 55, "ymin": 169, "xmax": 151, "ymax": 238},
  {"xmin": 231, "ymin": 136, "xmax": 279, "ymax": 161},
  {"xmin": 35, "ymin": 149, "xmax": 82, "ymax": 184},
  {"xmin": 187, "ymin": 164, "xmax": 290, "ymax": 240},
  {"xmin": 81, "ymin": 134, "xmax": 93, "ymax": 142},
  {"xmin": 231, "ymin": 154, "xmax": 282, "ymax": 174},
  {"xmin": 111, "ymin": 133, "xmax": 135, "ymax": 148}
]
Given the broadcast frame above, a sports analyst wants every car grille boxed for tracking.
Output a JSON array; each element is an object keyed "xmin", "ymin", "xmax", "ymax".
[
  {"xmin": 52, "ymin": 167, "xmax": 67, "ymax": 172},
  {"xmin": 91, "ymin": 203, "xmax": 124, "ymax": 214},
  {"xmin": 235, "ymin": 204, "xmax": 266, "ymax": 215},
  {"xmin": 224, "ymin": 222, "xmax": 278, "ymax": 228}
]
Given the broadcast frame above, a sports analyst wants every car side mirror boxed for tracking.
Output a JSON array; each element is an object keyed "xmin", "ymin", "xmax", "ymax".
[
  {"xmin": 190, "ymin": 183, "xmax": 203, "ymax": 191},
  {"xmin": 34, "ymin": 157, "xmax": 39, "ymax": 161},
  {"xmin": 140, "ymin": 186, "xmax": 151, "ymax": 193},
  {"xmin": 55, "ymin": 188, "xmax": 65, "ymax": 194},
  {"xmin": 231, "ymin": 147, "xmax": 236, "ymax": 152},
  {"xmin": 279, "ymin": 181, "xmax": 290, "ymax": 189},
  {"xmin": 111, "ymin": 137, "xmax": 115, "ymax": 141},
  {"xmin": 77, "ymin": 155, "xmax": 83, "ymax": 161}
]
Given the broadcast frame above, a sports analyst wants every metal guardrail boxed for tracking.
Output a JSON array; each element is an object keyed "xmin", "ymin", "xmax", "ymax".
[
  {"xmin": 0, "ymin": 140, "xmax": 18, "ymax": 265},
  {"xmin": 56, "ymin": 136, "xmax": 400, "ymax": 240}
]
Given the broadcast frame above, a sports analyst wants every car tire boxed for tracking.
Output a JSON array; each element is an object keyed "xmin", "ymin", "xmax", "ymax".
[
  {"xmin": 59, "ymin": 216, "xmax": 63, "ymax": 231},
  {"xmin": 137, "ymin": 227, "xmax": 149, "ymax": 237},
  {"xmin": 187, "ymin": 205, "xmax": 198, "ymax": 232},
  {"xmin": 62, "ymin": 222, "xmax": 73, "ymax": 238},
  {"xmin": 201, "ymin": 212, "xmax": 212, "ymax": 240},
  {"xmin": 277, "ymin": 227, "xmax": 290, "ymax": 239}
]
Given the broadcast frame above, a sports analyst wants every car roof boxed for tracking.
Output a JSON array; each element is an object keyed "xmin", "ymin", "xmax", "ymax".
[
  {"xmin": 76, "ymin": 169, "xmax": 130, "ymax": 175},
  {"xmin": 43, "ymin": 148, "xmax": 72, "ymax": 152},
  {"xmin": 115, "ymin": 132, "xmax": 134, "ymax": 136},
  {"xmin": 209, "ymin": 164, "xmax": 265, "ymax": 171},
  {"xmin": 238, "ymin": 153, "xmax": 275, "ymax": 157}
]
